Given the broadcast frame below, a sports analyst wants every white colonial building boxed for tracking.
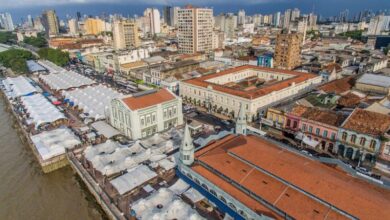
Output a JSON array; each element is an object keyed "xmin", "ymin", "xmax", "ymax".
[
  {"xmin": 109, "ymin": 89, "xmax": 183, "ymax": 139},
  {"xmin": 180, "ymin": 65, "xmax": 322, "ymax": 121}
]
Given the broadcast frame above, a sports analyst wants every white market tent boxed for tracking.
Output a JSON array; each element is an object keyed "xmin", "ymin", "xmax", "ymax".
[
  {"xmin": 30, "ymin": 127, "xmax": 81, "ymax": 161},
  {"xmin": 62, "ymin": 84, "xmax": 122, "ymax": 120},
  {"xmin": 2, "ymin": 76, "xmax": 37, "ymax": 98},
  {"xmin": 110, "ymin": 165, "xmax": 157, "ymax": 195},
  {"xmin": 91, "ymin": 121, "xmax": 120, "ymax": 138},
  {"xmin": 38, "ymin": 60, "xmax": 66, "ymax": 73},
  {"xmin": 131, "ymin": 188, "xmax": 204, "ymax": 220},
  {"xmin": 183, "ymin": 188, "xmax": 205, "ymax": 204},
  {"xmin": 39, "ymin": 70, "xmax": 95, "ymax": 91},
  {"xmin": 20, "ymin": 93, "xmax": 66, "ymax": 129},
  {"xmin": 84, "ymin": 140, "xmax": 152, "ymax": 176}
]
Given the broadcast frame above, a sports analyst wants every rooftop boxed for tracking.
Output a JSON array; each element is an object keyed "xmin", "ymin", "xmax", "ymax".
[
  {"xmin": 192, "ymin": 134, "xmax": 390, "ymax": 220},
  {"xmin": 183, "ymin": 65, "xmax": 318, "ymax": 99},
  {"xmin": 357, "ymin": 73, "xmax": 390, "ymax": 88},
  {"xmin": 341, "ymin": 108, "xmax": 390, "ymax": 136},
  {"xmin": 318, "ymin": 76, "xmax": 355, "ymax": 95},
  {"xmin": 296, "ymin": 105, "xmax": 345, "ymax": 127},
  {"xmin": 121, "ymin": 89, "xmax": 176, "ymax": 111}
]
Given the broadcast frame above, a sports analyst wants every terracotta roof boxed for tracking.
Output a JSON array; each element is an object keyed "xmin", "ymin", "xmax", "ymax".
[
  {"xmin": 193, "ymin": 134, "xmax": 390, "ymax": 220},
  {"xmin": 290, "ymin": 105, "xmax": 308, "ymax": 117},
  {"xmin": 323, "ymin": 63, "xmax": 342, "ymax": 73},
  {"xmin": 121, "ymin": 89, "xmax": 176, "ymax": 110},
  {"xmin": 183, "ymin": 65, "xmax": 318, "ymax": 100},
  {"xmin": 342, "ymin": 108, "xmax": 390, "ymax": 136},
  {"xmin": 299, "ymin": 106, "xmax": 345, "ymax": 127},
  {"xmin": 120, "ymin": 61, "xmax": 146, "ymax": 69},
  {"xmin": 319, "ymin": 76, "xmax": 355, "ymax": 95},
  {"xmin": 337, "ymin": 92, "xmax": 362, "ymax": 107}
]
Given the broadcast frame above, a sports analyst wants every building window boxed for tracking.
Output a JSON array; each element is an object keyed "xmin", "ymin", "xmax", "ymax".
[
  {"xmin": 360, "ymin": 137, "xmax": 366, "ymax": 146},
  {"xmin": 302, "ymin": 123, "xmax": 306, "ymax": 131},
  {"xmin": 323, "ymin": 130, "xmax": 328, "ymax": 138},
  {"xmin": 141, "ymin": 118, "xmax": 145, "ymax": 126},
  {"xmin": 342, "ymin": 132, "xmax": 347, "ymax": 141},
  {"xmin": 315, "ymin": 128, "xmax": 320, "ymax": 136},
  {"xmin": 286, "ymin": 119, "xmax": 291, "ymax": 127},
  {"xmin": 370, "ymin": 140, "xmax": 376, "ymax": 149},
  {"xmin": 293, "ymin": 121, "xmax": 298, "ymax": 128},
  {"xmin": 331, "ymin": 133, "xmax": 336, "ymax": 140},
  {"xmin": 350, "ymin": 135, "xmax": 356, "ymax": 144},
  {"xmin": 308, "ymin": 126, "xmax": 313, "ymax": 133}
]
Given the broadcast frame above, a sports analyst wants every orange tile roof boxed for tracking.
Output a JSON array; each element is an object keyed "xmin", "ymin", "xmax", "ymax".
[
  {"xmin": 294, "ymin": 105, "xmax": 345, "ymax": 127},
  {"xmin": 337, "ymin": 92, "xmax": 362, "ymax": 107},
  {"xmin": 319, "ymin": 76, "xmax": 355, "ymax": 94},
  {"xmin": 120, "ymin": 61, "xmax": 146, "ymax": 69},
  {"xmin": 121, "ymin": 89, "xmax": 176, "ymax": 110},
  {"xmin": 183, "ymin": 65, "xmax": 318, "ymax": 99},
  {"xmin": 193, "ymin": 134, "xmax": 390, "ymax": 220},
  {"xmin": 342, "ymin": 108, "xmax": 390, "ymax": 136}
]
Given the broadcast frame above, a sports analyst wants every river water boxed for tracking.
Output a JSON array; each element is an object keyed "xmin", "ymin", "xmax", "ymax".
[{"xmin": 0, "ymin": 99, "xmax": 103, "ymax": 220}]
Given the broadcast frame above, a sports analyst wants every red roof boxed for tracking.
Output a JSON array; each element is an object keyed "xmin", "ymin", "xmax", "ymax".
[
  {"xmin": 121, "ymin": 89, "xmax": 176, "ymax": 110},
  {"xmin": 183, "ymin": 65, "xmax": 318, "ymax": 99},
  {"xmin": 193, "ymin": 134, "xmax": 390, "ymax": 220}
]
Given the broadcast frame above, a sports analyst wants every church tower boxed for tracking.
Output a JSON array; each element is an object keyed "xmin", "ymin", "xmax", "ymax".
[
  {"xmin": 180, "ymin": 123, "xmax": 194, "ymax": 166},
  {"xmin": 236, "ymin": 103, "xmax": 247, "ymax": 135}
]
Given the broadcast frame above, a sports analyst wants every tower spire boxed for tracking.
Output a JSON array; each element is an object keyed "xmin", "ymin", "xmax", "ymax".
[
  {"xmin": 180, "ymin": 123, "xmax": 195, "ymax": 166},
  {"xmin": 236, "ymin": 103, "xmax": 247, "ymax": 135}
]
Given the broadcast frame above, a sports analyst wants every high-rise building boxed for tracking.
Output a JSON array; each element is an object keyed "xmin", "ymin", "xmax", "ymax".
[
  {"xmin": 308, "ymin": 13, "xmax": 317, "ymax": 30},
  {"xmin": 163, "ymin": 6, "xmax": 172, "ymax": 25},
  {"xmin": 283, "ymin": 9, "xmax": 292, "ymax": 29},
  {"xmin": 42, "ymin": 10, "xmax": 59, "ymax": 36},
  {"xmin": 291, "ymin": 8, "xmax": 301, "ymax": 21},
  {"xmin": 367, "ymin": 15, "xmax": 390, "ymax": 35},
  {"xmin": 0, "ymin": 12, "xmax": 14, "ymax": 31},
  {"xmin": 84, "ymin": 18, "xmax": 105, "ymax": 35},
  {"xmin": 274, "ymin": 31, "xmax": 302, "ymax": 70},
  {"xmin": 170, "ymin": 7, "xmax": 180, "ymax": 27},
  {"xmin": 68, "ymin": 18, "xmax": 78, "ymax": 36},
  {"xmin": 273, "ymin": 12, "xmax": 281, "ymax": 27},
  {"xmin": 297, "ymin": 17, "xmax": 308, "ymax": 43},
  {"xmin": 177, "ymin": 5, "xmax": 213, "ymax": 54},
  {"xmin": 113, "ymin": 19, "xmax": 140, "ymax": 50},
  {"xmin": 238, "ymin": 9, "xmax": 245, "ymax": 25},
  {"xmin": 144, "ymin": 8, "xmax": 161, "ymax": 35},
  {"xmin": 214, "ymin": 13, "xmax": 237, "ymax": 39},
  {"xmin": 27, "ymin": 15, "xmax": 33, "ymax": 28}
]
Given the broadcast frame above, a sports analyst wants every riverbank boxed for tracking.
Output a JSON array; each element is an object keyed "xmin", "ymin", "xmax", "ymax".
[{"xmin": 0, "ymin": 98, "xmax": 103, "ymax": 220}]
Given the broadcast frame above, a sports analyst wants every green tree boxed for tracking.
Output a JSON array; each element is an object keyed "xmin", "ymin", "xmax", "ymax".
[
  {"xmin": 0, "ymin": 32, "xmax": 17, "ymax": 44},
  {"xmin": 337, "ymin": 30, "xmax": 363, "ymax": 41},
  {"xmin": 0, "ymin": 49, "xmax": 35, "ymax": 74},
  {"xmin": 38, "ymin": 48, "xmax": 70, "ymax": 67},
  {"xmin": 23, "ymin": 35, "xmax": 47, "ymax": 48}
]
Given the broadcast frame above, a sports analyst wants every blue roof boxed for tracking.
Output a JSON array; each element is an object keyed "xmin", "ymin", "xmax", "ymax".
[{"xmin": 26, "ymin": 60, "xmax": 46, "ymax": 73}]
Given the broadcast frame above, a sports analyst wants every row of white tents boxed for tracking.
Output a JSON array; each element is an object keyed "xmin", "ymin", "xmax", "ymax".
[
  {"xmin": 62, "ymin": 84, "xmax": 123, "ymax": 120},
  {"xmin": 2, "ymin": 76, "xmax": 37, "ymax": 98},
  {"xmin": 20, "ymin": 93, "xmax": 66, "ymax": 129}
]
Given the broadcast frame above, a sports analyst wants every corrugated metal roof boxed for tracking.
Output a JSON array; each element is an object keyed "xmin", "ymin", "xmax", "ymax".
[{"xmin": 357, "ymin": 73, "xmax": 390, "ymax": 88}]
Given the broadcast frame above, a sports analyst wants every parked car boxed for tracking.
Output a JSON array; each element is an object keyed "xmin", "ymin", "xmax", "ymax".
[
  {"xmin": 356, "ymin": 167, "xmax": 372, "ymax": 176},
  {"xmin": 300, "ymin": 150, "xmax": 313, "ymax": 157}
]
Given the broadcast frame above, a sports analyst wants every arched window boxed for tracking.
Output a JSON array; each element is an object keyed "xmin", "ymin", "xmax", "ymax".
[
  {"xmin": 342, "ymin": 132, "xmax": 347, "ymax": 141},
  {"xmin": 210, "ymin": 190, "xmax": 217, "ymax": 196},
  {"xmin": 350, "ymin": 135, "xmax": 356, "ymax": 144},
  {"xmin": 370, "ymin": 140, "xmax": 377, "ymax": 149},
  {"xmin": 359, "ymin": 137, "xmax": 366, "ymax": 146},
  {"xmin": 228, "ymin": 203, "xmax": 237, "ymax": 211},
  {"xmin": 201, "ymin": 183, "xmax": 209, "ymax": 191},
  {"xmin": 220, "ymin": 196, "xmax": 227, "ymax": 203}
]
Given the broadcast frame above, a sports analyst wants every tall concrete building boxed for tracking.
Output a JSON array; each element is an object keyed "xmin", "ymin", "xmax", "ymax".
[
  {"xmin": 84, "ymin": 18, "xmax": 105, "ymax": 35},
  {"xmin": 274, "ymin": 31, "xmax": 302, "ymax": 70},
  {"xmin": 367, "ymin": 15, "xmax": 390, "ymax": 35},
  {"xmin": 163, "ymin": 6, "xmax": 172, "ymax": 25},
  {"xmin": 308, "ymin": 13, "xmax": 318, "ymax": 30},
  {"xmin": 214, "ymin": 13, "xmax": 237, "ymax": 39},
  {"xmin": 0, "ymin": 12, "xmax": 14, "ymax": 31},
  {"xmin": 283, "ymin": 9, "xmax": 292, "ymax": 29},
  {"xmin": 291, "ymin": 8, "xmax": 301, "ymax": 21},
  {"xmin": 170, "ymin": 7, "xmax": 180, "ymax": 27},
  {"xmin": 177, "ymin": 6, "xmax": 213, "ymax": 54},
  {"xmin": 68, "ymin": 18, "xmax": 78, "ymax": 36},
  {"xmin": 273, "ymin": 12, "xmax": 281, "ymax": 27},
  {"xmin": 42, "ymin": 10, "xmax": 59, "ymax": 36},
  {"xmin": 238, "ymin": 9, "xmax": 245, "ymax": 25},
  {"xmin": 113, "ymin": 19, "xmax": 140, "ymax": 50},
  {"xmin": 144, "ymin": 8, "xmax": 161, "ymax": 35}
]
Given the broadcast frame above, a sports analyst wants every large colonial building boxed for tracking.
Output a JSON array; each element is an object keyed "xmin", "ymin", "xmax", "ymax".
[
  {"xmin": 180, "ymin": 65, "xmax": 321, "ymax": 121},
  {"xmin": 177, "ymin": 129, "xmax": 390, "ymax": 220},
  {"xmin": 109, "ymin": 89, "xmax": 183, "ymax": 139}
]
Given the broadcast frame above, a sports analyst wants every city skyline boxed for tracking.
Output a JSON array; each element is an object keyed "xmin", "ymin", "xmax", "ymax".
[{"xmin": 2, "ymin": 0, "xmax": 390, "ymax": 23}]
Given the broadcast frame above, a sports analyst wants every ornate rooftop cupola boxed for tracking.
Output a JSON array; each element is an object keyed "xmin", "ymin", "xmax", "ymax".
[
  {"xmin": 236, "ymin": 103, "xmax": 247, "ymax": 135},
  {"xmin": 180, "ymin": 123, "xmax": 195, "ymax": 166}
]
